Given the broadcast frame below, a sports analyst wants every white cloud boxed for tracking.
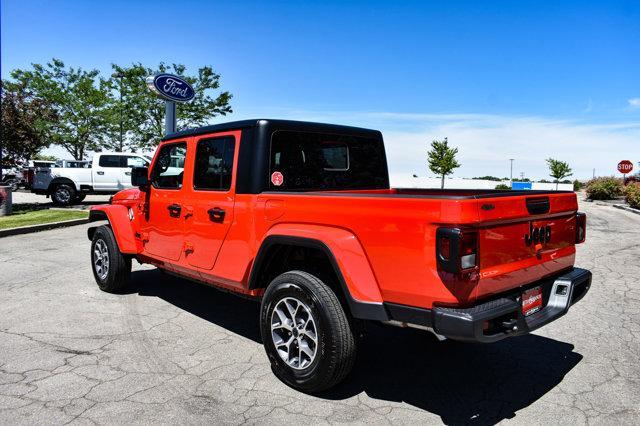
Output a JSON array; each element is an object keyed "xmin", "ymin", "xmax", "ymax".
[
  {"xmin": 50, "ymin": 108, "xmax": 638, "ymax": 181},
  {"xmin": 380, "ymin": 115, "xmax": 640, "ymax": 180},
  {"xmin": 628, "ymin": 98, "xmax": 640, "ymax": 108},
  {"xmin": 233, "ymin": 110, "xmax": 639, "ymax": 180}
]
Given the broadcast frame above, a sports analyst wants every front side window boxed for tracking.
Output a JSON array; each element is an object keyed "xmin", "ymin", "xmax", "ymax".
[
  {"xmin": 150, "ymin": 142, "xmax": 187, "ymax": 189},
  {"xmin": 193, "ymin": 136, "xmax": 235, "ymax": 190},
  {"xmin": 98, "ymin": 155, "xmax": 121, "ymax": 168},
  {"xmin": 269, "ymin": 130, "xmax": 387, "ymax": 191}
]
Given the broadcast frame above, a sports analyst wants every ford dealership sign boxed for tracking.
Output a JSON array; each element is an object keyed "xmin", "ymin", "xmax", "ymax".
[{"xmin": 146, "ymin": 74, "xmax": 195, "ymax": 102}]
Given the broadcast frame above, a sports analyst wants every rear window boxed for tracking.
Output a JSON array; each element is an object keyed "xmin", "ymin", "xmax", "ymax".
[
  {"xmin": 269, "ymin": 130, "xmax": 387, "ymax": 191},
  {"xmin": 98, "ymin": 155, "xmax": 121, "ymax": 168}
]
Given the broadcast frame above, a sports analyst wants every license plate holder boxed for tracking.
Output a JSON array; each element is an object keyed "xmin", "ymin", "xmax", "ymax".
[{"xmin": 522, "ymin": 286, "xmax": 543, "ymax": 316}]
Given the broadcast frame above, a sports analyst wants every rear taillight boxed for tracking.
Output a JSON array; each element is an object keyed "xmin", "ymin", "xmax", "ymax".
[
  {"xmin": 576, "ymin": 212, "xmax": 586, "ymax": 244},
  {"xmin": 436, "ymin": 228, "xmax": 479, "ymax": 273}
]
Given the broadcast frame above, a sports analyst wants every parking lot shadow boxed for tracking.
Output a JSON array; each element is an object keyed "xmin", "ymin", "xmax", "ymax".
[
  {"xmin": 129, "ymin": 269, "xmax": 262, "ymax": 342},
  {"xmin": 128, "ymin": 269, "xmax": 582, "ymax": 425},
  {"xmin": 323, "ymin": 325, "xmax": 582, "ymax": 425}
]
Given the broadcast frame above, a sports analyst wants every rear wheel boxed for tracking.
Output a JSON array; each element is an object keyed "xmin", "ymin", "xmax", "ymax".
[
  {"xmin": 260, "ymin": 270, "xmax": 356, "ymax": 393},
  {"xmin": 90, "ymin": 225, "xmax": 131, "ymax": 292},
  {"xmin": 51, "ymin": 184, "xmax": 76, "ymax": 206}
]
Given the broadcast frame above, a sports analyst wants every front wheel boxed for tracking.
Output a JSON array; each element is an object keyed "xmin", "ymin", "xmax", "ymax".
[
  {"xmin": 90, "ymin": 225, "xmax": 131, "ymax": 292},
  {"xmin": 260, "ymin": 270, "xmax": 356, "ymax": 393}
]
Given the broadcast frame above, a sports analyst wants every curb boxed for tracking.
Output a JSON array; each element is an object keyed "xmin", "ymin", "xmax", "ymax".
[
  {"xmin": 612, "ymin": 204, "xmax": 640, "ymax": 216},
  {"xmin": 0, "ymin": 218, "xmax": 90, "ymax": 238},
  {"xmin": 49, "ymin": 207, "xmax": 91, "ymax": 212}
]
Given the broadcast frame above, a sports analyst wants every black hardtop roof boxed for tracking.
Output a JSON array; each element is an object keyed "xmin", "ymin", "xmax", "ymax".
[{"xmin": 162, "ymin": 119, "xmax": 381, "ymax": 141}]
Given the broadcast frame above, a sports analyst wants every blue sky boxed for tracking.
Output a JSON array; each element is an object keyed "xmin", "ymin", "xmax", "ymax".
[{"xmin": 2, "ymin": 0, "xmax": 639, "ymax": 180}]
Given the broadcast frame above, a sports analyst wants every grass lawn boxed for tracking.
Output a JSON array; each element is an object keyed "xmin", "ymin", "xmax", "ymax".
[{"xmin": 0, "ymin": 209, "xmax": 88, "ymax": 230}]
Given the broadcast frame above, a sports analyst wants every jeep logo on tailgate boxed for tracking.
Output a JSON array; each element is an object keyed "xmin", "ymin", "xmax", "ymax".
[{"xmin": 525, "ymin": 222, "xmax": 551, "ymax": 246}]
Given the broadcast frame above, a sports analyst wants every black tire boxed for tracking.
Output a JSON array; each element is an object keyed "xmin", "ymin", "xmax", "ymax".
[
  {"xmin": 74, "ymin": 194, "xmax": 86, "ymax": 203},
  {"xmin": 90, "ymin": 225, "xmax": 131, "ymax": 293},
  {"xmin": 51, "ymin": 184, "xmax": 76, "ymax": 206},
  {"xmin": 260, "ymin": 270, "xmax": 356, "ymax": 393}
]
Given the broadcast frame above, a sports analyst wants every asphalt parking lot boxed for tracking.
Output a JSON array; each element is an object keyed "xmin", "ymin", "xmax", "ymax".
[{"xmin": 0, "ymin": 200, "xmax": 638, "ymax": 425}]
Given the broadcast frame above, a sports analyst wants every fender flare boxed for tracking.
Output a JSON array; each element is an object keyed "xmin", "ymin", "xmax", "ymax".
[
  {"xmin": 86, "ymin": 205, "xmax": 139, "ymax": 254},
  {"xmin": 249, "ymin": 226, "xmax": 388, "ymax": 321},
  {"xmin": 48, "ymin": 177, "xmax": 79, "ymax": 193}
]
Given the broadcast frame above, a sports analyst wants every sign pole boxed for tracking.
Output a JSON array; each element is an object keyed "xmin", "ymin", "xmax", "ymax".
[
  {"xmin": 164, "ymin": 101, "xmax": 176, "ymax": 135},
  {"xmin": 147, "ymin": 74, "xmax": 194, "ymax": 135}
]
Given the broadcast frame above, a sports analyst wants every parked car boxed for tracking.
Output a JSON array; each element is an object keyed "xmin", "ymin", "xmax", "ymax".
[
  {"xmin": 87, "ymin": 119, "xmax": 591, "ymax": 393},
  {"xmin": 32, "ymin": 152, "xmax": 150, "ymax": 206},
  {"xmin": 1, "ymin": 166, "xmax": 23, "ymax": 191}
]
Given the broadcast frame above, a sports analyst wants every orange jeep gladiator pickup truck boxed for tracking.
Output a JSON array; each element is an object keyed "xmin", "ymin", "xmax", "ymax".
[{"xmin": 88, "ymin": 119, "xmax": 591, "ymax": 392}]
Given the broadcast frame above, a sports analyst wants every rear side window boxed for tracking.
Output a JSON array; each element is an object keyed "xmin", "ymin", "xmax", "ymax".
[
  {"xmin": 150, "ymin": 143, "xmax": 187, "ymax": 189},
  {"xmin": 269, "ymin": 130, "xmax": 387, "ymax": 191},
  {"xmin": 122, "ymin": 156, "xmax": 147, "ymax": 168},
  {"xmin": 193, "ymin": 136, "xmax": 235, "ymax": 190},
  {"xmin": 98, "ymin": 155, "xmax": 121, "ymax": 168}
]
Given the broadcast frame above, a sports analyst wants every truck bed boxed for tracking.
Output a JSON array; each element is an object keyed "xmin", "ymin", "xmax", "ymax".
[{"xmin": 244, "ymin": 188, "xmax": 579, "ymax": 309}]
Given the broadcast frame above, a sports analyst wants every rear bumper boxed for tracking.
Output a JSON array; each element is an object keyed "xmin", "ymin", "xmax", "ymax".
[{"xmin": 385, "ymin": 267, "xmax": 592, "ymax": 343}]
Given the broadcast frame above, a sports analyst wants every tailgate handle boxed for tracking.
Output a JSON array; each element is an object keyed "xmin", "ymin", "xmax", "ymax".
[{"xmin": 526, "ymin": 197, "xmax": 549, "ymax": 215}]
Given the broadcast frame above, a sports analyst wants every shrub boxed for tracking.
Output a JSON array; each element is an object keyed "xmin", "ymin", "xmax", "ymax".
[
  {"xmin": 473, "ymin": 176, "xmax": 501, "ymax": 181},
  {"xmin": 625, "ymin": 182, "xmax": 640, "ymax": 209},
  {"xmin": 573, "ymin": 179, "xmax": 583, "ymax": 191},
  {"xmin": 585, "ymin": 177, "xmax": 624, "ymax": 200},
  {"xmin": 495, "ymin": 184, "xmax": 510, "ymax": 190}
]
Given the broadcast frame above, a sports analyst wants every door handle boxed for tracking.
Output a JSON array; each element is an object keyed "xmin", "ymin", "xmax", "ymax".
[
  {"xmin": 125, "ymin": 171, "xmax": 131, "ymax": 176},
  {"xmin": 97, "ymin": 171, "xmax": 105, "ymax": 175},
  {"xmin": 167, "ymin": 204, "xmax": 182, "ymax": 218},
  {"xmin": 208, "ymin": 207, "xmax": 225, "ymax": 223}
]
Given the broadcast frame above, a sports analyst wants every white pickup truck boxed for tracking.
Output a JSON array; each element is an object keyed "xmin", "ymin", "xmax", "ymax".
[{"xmin": 32, "ymin": 152, "xmax": 150, "ymax": 206}]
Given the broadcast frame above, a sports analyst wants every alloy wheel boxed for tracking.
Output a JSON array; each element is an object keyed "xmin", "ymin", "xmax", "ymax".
[
  {"xmin": 93, "ymin": 239, "xmax": 110, "ymax": 280},
  {"xmin": 270, "ymin": 296, "xmax": 318, "ymax": 370}
]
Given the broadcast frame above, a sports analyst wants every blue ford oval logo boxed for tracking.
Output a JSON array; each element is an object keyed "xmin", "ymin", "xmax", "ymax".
[{"xmin": 146, "ymin": 74, "xmax": 195, "ymax": 102}]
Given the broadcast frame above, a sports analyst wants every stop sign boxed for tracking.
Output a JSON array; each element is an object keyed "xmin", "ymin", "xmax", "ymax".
[{"xmin": 618, "ymin": 160, "xmax": 634, "ymax": 174}]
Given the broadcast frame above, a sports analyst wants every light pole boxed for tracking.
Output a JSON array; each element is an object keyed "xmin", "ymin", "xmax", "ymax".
[
  {"xmin": 509, "ymin": 159, "xmax": 514, "ymax": 187},
  {"xmin": 111, "ymin": 72, "xmax": 124, "ymax": 151}
]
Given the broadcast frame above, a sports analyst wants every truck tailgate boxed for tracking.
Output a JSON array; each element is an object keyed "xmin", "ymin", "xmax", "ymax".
[{"xmin": 474, "ymin": 193, "xmax": 579, "ymax": 300}]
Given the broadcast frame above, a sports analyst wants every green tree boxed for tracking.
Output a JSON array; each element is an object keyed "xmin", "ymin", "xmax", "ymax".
[
  {"xmin": 427, "ymin": 137, "xmax": 461, "ymax": 189},
  {"xmin": 107, "ymin": 62, "xmax": 232, "ymax": 150},
  {"xmin": 33, "ymin": 153, "xmax": 58, "ymax": 161},
  {"xmin": 0, "ymin": 80, "xmax": 57, "ymax": 166},
  {"xmin": 8, "ymin": 59, "xmax": 112, "ymax": 159},
  {"xmin": 546, "ymin": 158, "xmax": 573, "ymax": 189}
]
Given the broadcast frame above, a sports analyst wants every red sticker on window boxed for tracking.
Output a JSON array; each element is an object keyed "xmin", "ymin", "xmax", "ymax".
[{"xmin": 271, "ymin": 171, "xmax": 284, "ymax": 186}]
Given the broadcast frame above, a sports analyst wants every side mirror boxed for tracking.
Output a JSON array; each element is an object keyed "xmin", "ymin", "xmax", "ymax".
[{"xmin": 131, "ymin": 166, "xmax": 150, "ymax": 189}]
